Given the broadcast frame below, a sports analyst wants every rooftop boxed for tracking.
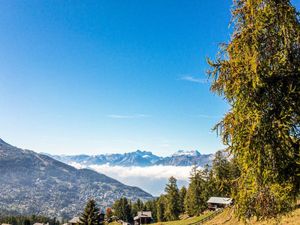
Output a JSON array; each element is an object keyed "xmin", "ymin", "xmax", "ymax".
[{"xmin": 207, "ymin": 197, "xmax": 232, "ymax": 205}]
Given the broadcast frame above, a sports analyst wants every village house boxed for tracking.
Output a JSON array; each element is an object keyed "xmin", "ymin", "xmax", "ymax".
[
  {"xmin": 207, "ymin": 197, "xmax": 233, "ymax": 210},
  {"xmin": 134, "ymin": 211, "xmax": 152, "ymax": 225},
  {"xmin": 68, "ymin": 217, "xmax": 80, "ymax": 225}
]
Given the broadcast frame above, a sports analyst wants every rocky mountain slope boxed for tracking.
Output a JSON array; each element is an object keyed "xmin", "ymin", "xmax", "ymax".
[
  {"xmin": 0, "ymin": 139, "xmax": 152, "ymax": 218},
  {"xmin": 51, "ymin": 150, "xmax": 213, "ymax": 167}
]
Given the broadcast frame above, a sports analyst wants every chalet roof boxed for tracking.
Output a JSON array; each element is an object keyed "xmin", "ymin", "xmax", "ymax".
[
  {"xmin": 207, "ymin": 197, "xmax": 232, "ymax": 205},
  {"xmin": 68, "ymin": 217, "xmax": 80, "ymax": 224},
  {"xmin": 134, "ymin": 211, "xmax": 152, "ymax": 220}
]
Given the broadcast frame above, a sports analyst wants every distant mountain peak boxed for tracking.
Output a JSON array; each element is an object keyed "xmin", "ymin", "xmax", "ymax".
[{"xmin": 172, "ymin": 150, "xmax": 201, "ymax": 157}]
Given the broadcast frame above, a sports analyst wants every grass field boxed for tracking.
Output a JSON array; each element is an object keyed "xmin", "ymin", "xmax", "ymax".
[
  {"xmin": 108, "ymin": 211, "xmax": 214, "ymax": 225},
  {"xmin": 108, "ymin": 207, "xmax": 300, "ymax": 225},
  {"xmin": 205, "ymin": 207, "xmax": 300, "ymax": 225},
  {"xmin": 150, "ymin": 211, "xmax": 214, "ymax": 225}
]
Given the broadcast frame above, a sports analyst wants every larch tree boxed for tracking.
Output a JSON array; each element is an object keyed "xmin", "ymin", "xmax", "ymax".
[
  {"xmin": 208, "ymin": 0, "xmax": 300, "ymax": 220},
  {"xmin": 79, "ymin": 199, "xmax": 99, "ymax": 225}
]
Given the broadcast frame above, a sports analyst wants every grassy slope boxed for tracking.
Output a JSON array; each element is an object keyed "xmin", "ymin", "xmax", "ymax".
[
  {"xmin": 108, "ymin": 212, "xmax": 214, "ymax": 225},
  {"xmin": 205, "ymin": 207, "xmax": 300, "ymax": 225},
  {"xmin": 151, "ymin": 211, "xmax": 214, "ymax": 225},
  {"xmin": 107, "ymin": 207, "xmax": 300, "ymax": 225}
]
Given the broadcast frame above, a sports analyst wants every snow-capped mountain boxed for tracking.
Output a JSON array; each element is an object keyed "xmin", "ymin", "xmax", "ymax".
[
  {"xmin": 50, "ymin": 149, "xmax": 213, "ymax": 167},
  {"xmin": 172, "ymin": 150, "xmax": 201, "ymax": 157}
]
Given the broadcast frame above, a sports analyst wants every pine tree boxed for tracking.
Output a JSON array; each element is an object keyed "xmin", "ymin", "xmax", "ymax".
[
  {"xmin": 212, "ymin": 151, "xmax": 232, "ymax": 196},
  {"xmin": 144, "ymin": 200, "xmax": 157, "ymax": 222},
  {"xmin": 179, "ymin": 186, "xmax": 187, "ymax": 214},
  {"xmin": 184, "ymin": 167, "xmax": 207, "ymax": 216},
  {"xmin": 164, "ymin": 176, "xmax": 180, "ymax": 221},
  {"xmin": 131, "ymin": 198, "xmax": 144, "ymax": 218},
  {"xmin": 79, "ymin": 199, "xmax": 99, "ymax": 225},
  {"xmin": 208, "ymin": 0, "xmax": 300, "ymax": 219},
  {"xmin": 112, "ymin": 197, "xmax": 132, "ymax": 222},
  {"xmin": 156, "ymin": 196, "xmax": 166, "ymax": 222}
]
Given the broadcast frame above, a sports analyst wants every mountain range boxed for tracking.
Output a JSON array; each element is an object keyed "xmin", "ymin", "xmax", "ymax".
[
  {"xmin": 0, "ymin": 139, "xmax": 152, "ymax": 218},
  {"xmin": 50, "ymin": 149, "xmax": 213, "ymax": 167}
]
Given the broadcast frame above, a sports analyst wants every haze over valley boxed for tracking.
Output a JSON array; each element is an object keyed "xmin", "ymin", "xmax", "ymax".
[{"xmin": 50, "ymin": 150, "xmax": 213, "ymax": 195}]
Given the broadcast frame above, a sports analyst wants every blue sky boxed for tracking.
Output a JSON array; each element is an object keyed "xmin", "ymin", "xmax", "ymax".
[{"xmin": 1, "ymin": 1, "xmax": 299, "ymax": 156}]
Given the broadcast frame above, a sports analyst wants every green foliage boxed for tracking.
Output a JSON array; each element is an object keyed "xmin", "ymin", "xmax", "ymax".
[
  {"xmin": 164, "ymin": 177, "xmax": 181, "ymax": 221},
  {"xmin": 156, "ymin": 195, "xmax": 166, "ymax": 222},
  {"xmin": 0, "ymin": 215, "xmax": 59, "ymax": 225},
  {"xmin": 79, "ymin": 199, "xmax": 100, "ymax": 225},
  {"xmin": 144, "ymin": 199, "xmax": 158, "ymax": 222},
  {"xmin": 212, "ymin": 151, "xmax": 234, "ymax": 197},
  {"xmin": 184, "ymin": 167, "xmax": 208, "ymax": 216},
  {"xmin": 131, "ymin": 199, "xmax": 144, "ymax": 219},
  {"xmin": 112, "ymin": 197, "xmax": 132, "ymax": 222},
  {"xmin": 179, "ymin": 186, "xmax": 187, "ymax": 214},
  {"xmin": 208, "ymin": 0, "xmax": 300, "ymax": 220}
]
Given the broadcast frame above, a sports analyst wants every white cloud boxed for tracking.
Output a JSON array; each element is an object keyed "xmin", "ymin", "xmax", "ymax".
[
  {"xmin": 180, "ymin": 75, "xmax": 208, "ymax": 84},
  {"xmin": 71, "ymin": 163, "xmax": 196, "ymax": 196},
  {"xmin": 90, "ymin": 164, "xmax": 193, "ymax": 180},
  {"xmin": 107, "ymin": 114, "xmax": 151, "ymax": 119}
]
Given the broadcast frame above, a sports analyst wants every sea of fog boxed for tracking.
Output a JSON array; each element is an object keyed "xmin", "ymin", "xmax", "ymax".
[{"xmin": 70, "ymin": 162, "xmax": 193, "ymax": 196}]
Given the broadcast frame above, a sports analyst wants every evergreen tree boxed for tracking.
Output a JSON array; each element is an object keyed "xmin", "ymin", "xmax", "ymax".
[
  {"xmin": 164, "ymin": 176, "xmax": 180, "ymax": 221},
  {"xmin": 131, "ymin": 199, "xmax": 144, "ymax": 218},
  {"xmin": 212, "ymin": 151, "xmax": 232, "ymax": 196},
  {"xmin": 144, "ymin": 200, "xmax": 157, "ymax": 222},
  {"xmin": 179, "ymin": 186, "xmax": 187, "ymax": 214},
  {"xmin": 208, "ymin": 0, "xmax": 300, "ymax": 219},
  {"xmin": 112, "ymin": 197, "xmax": 132, "ymax": 222},
  {"xmin": 184, "ymin": 167, "xmax": 207, "ymax": 216},
  {"xmin": 156, "ymin": 195, "xmax": 166, "ymax": 222},
  {"xmin": 79, "ymin": 199, "xmax": 99, "ymax": 225}
]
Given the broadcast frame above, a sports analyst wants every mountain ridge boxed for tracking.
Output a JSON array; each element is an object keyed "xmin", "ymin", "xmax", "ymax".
[
  {"xmin": 50, "ymin": 149, "xmax": 213, "ymax": 167},
  {"xmin": 0, "ymin": 138, "xmax": 153, "ymax": 218}
]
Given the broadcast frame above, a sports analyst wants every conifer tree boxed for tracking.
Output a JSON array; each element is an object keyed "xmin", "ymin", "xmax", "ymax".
[
  {"xmin": 144, "ymin": 200, "xmax": 157, "ymax": 222},
  {"xmin": 112, "ymin": 197, "xmax": 132, "ymax": 222},
  {"xmin": 179, "ymin": 186, "xmax": 187, "ymax": 214},
  {"xmin": 212, "ymin": 151, "xmax": 232, "ymax": 196},
  {"xmin": 156, "ymin": 195, "xmax": 166, "ymax": 222},
  {"xmin": 164, "ymin": 176, "xmax": 180, "ymax": 221},
  {"xmin": 208, "ymin": 0, "xmax": 300, "ymax": 219},
  {"xmin": 184, "ymin": 167, "xmax": 207, "ymax": 216},
  {"xmin": 79, "ymin": 199, "xmax": 99, "ymax": 225},
  {"xmin": 131, "ymin": 198, "xmax": 144, "ymax": 218}
]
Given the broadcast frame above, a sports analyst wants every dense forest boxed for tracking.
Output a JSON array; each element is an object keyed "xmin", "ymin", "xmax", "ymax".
[{"xmin": 0, "ymin": 216, "xmax": 60, "ymax": 225}]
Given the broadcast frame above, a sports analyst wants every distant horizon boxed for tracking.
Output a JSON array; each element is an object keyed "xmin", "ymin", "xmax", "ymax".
[{"xmin": 0, "ymin": 137, "xmax": 216, "ymax": 157}]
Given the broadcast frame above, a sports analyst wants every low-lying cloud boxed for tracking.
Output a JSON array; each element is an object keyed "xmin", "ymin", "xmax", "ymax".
[{"xmin": 70, "ymin": 163, "xmax": 194, "ymax": 196}]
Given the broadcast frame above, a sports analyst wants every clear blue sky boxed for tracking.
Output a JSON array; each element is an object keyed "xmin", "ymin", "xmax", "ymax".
[{"xmin": 1, "ymin": 0, "xmax": 299, "ymax": 156}]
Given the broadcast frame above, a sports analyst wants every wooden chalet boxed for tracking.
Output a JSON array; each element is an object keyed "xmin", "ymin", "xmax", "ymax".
[
  {"xmin": 134, "ymin": 211, "xmax": 152, "ymax": 225},
  {"xmin": 207, "ymin": 197, "xmax": 233, "ymax": 210}
]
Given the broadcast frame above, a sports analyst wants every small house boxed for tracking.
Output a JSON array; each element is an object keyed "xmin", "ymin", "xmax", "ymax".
[
  {"xmin": 207, "ymin": 197, "xmax": 232, "ymax": 210},
  {"xmin": 134, "ymin": 211, "xmax": 152, "ymax": 225},
  {"xmin": 68, "ymin": 217, "xmax": 80, "ymax": 225}
]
